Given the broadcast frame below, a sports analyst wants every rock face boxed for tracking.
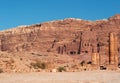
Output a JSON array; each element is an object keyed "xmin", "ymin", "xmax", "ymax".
[{"xmin": 0, "ymin": 14, "xmax": 120, "ymax": 71}]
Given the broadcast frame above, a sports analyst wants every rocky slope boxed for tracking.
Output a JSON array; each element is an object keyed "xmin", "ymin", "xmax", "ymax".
[{"xmin": 0, "ymin": 14, "xmax": 120, "ymax": 72}]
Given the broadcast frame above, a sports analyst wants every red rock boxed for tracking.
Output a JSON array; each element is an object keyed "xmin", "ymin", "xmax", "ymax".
[{"xmin": 0, "ymin": 14, "xmax": 120, "ymax": 71}]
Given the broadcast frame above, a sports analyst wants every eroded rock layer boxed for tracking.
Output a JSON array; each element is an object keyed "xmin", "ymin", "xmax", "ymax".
[{"xmin": 0, "ymin": 14, "xmax": 120, "ymax": 72}]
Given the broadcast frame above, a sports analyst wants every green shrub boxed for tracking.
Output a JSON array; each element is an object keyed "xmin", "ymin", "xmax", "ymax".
[{"xmin": 57, "ymin": 66, "xmax": 66, "ymax": 72}]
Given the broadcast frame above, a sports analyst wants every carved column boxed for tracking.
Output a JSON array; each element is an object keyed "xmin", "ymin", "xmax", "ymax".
[
  {"xmin": 57, "ymin": 46, "xmax": 60, "ymax": 54},
  {"xmin": 78, "ymin": 32, "xmax": 82, "ymax": 54},
  {"xmin": 114, "ymin": 35, "xmax": 118, "ymax": 66},
  {"xmin": 109, "ymin": 33, "xmax": 118, "ymax": 66},
  {"xmin": 106, "ymin": 46, "xmax": 110, "ymax": 65},
  {"xmin": 92, "ymin": 53, "xmax": 100, "ymax": 65},
  {"xmin": 109, "ymin": 33, "xmax": 115, "ymax": 65}
]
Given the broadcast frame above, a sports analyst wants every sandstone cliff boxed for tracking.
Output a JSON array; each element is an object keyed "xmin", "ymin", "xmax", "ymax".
[{"xmin": 0, "ymin": 14, "xmax": 120, "ymax": 72}]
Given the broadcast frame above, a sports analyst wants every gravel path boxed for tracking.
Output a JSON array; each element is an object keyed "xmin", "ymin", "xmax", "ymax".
[{"xmin": 0, "ymin": 71, "xmax": 120, "ymax": 83}]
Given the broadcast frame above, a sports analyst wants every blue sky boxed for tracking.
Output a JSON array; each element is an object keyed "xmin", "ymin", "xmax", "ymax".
[{"xmin": 0, "ymin": 0, "xmax": 120, "ymax": 30}]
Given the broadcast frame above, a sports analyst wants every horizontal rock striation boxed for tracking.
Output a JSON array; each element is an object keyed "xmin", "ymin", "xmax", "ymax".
[{"xmin": 0, "ymin": 14, "xmax": 120, "ymax": 64}]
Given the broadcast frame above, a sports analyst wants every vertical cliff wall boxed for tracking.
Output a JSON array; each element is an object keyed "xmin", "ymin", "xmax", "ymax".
[{"xmin": 0, "ymin": 15, "xmax": 120, "ymax": 62}]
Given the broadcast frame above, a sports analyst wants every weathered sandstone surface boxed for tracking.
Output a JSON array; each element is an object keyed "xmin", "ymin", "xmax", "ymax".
[{"xmin": 0, "ymin": 14, "xmax": 120, "ymax": 72}]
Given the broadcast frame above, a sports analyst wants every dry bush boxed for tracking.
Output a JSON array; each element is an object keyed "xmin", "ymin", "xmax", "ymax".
[
  {"xmin": 57, "ymin": 66, "xmax": 66, "ymax": 72},
  {"xmin": 0, "ymin": 68, "xmax": 3, "ymax": 73},
  {"xmin": 80, "ymin": 60, "xmax": 85, "ymax": 66},
  {"xmin": 30, "ymin": 61, "xmax": 47, "ymax": 69}
]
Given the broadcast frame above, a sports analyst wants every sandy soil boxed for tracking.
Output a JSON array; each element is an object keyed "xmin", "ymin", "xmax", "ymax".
[{"xmin": 0, "ymin": 71, "xmax": 120, "ymax": 83}]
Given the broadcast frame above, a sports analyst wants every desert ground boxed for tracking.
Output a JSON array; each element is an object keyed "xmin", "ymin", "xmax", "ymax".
[{"xmin": 0, "ymin": 71, "xmax": 120, "ymax": 83}]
